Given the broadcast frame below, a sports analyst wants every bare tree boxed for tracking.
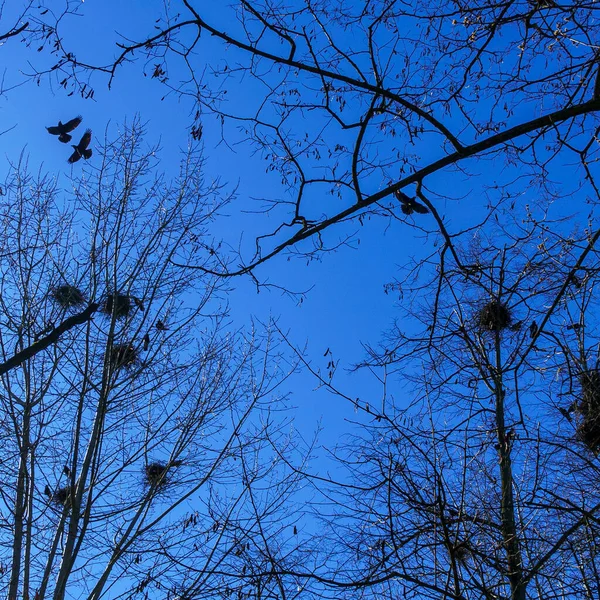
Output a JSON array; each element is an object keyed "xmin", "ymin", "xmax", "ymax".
[
  {"xmin": 272, "ymin": 202, "xmax": 600, "ymax": 599},
  {"xmin": 0, "ymin": 124, "xmax": 308, "ymax": 600},
  {"xmin": 33, "ymin": 0, "xmax": 600, "ymax": 275}
]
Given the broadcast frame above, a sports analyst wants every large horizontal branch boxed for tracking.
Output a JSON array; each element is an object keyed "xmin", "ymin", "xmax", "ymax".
[
  {"xmin": 180, "ymin": 97, "xmax": 600, "ymax": 277},
  {"xmin": 0, "ymin": 303, "xmax": 99, "ymax": 377}
]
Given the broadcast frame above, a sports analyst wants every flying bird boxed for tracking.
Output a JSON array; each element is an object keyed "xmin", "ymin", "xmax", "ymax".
[
  {"xmin": 68, "ymin": 129, "xmax": 93, "ymax": 164},
  {"xmin": 394, "ymin": 190, "xmax": 429, "ymax": 215},
  {"xmin": 46, "ymin": 116, "xmax": 82, "ymax": 143}
]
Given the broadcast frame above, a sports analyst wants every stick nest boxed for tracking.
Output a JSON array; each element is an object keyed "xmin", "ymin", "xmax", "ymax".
[
  {"xmin": 477, "ymin": 300, "xmax": 512, "ymax": 332},
  {"xmin": 53, "ymin": 486, "xmax": 72, "ymax": 507},
  {"xmin": 576, "ymin": 370, "xmax": 600, "ymax": 452},
  {"xmin": 452, "ymin": 541, "xmax": 471, "ymax": 563},
  {"xmin": 102, "ymin": 292, "xmax": 132, "ymax": 320},
  {"xmin": 145, "ymin": 461, "xmax": 169, "ymax": 487},
  {"xmin": 51, "ymin": 285, "xmax": 86, "ymax": 308},
  {"xmin": 110, "ymin": 343, "xmax": 138, "ymax": 370}
]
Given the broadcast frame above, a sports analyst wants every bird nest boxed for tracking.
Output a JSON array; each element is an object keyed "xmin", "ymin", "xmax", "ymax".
[
  {"xmin": 53, "ymin": 486, "xmax": 72, "ymax": 507},
  {"xmin": 477, "ymin": 300, "xmax": 512, "ymax": 332},
  {"xmin": 110, "ymin": 343, "xmax": 138, "ymax": 370},
  {"xmin": 576, "ymin": 370, "xmax": 600, "ymax": 452},
  {"xmin": 145, "ymin": 462, "xmax": 169, "ymax": 487},
  {"xmin": 51, "ymin": 284, "xmax": 86, "ymax": 308},
  {"xmin": 452, "ymin": 541, "xmax": 472, "ymax": 563},
  {"xmin": 102, "ymin": 292, "xmax": 132, "ymax": 320}
]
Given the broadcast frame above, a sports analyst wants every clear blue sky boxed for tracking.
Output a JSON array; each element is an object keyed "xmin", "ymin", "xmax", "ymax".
[
  {"xmin": 0, "ymin": 0, "xmax": 590, "ymax": 465},
  {"xmin": 0, "ymin": 0, "xmax": 426, "ymax": 451}
]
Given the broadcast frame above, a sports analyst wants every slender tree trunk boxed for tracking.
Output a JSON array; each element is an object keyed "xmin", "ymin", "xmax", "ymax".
[
  {"xmin": 8, "ymin": 401, "xmax": 31, "ymax": 600},
  {"xmin": 494, "ymin": 331, "xmax": 526, "ymax": 600}
]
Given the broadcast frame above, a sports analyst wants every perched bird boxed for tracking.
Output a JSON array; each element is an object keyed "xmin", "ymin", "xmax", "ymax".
[
  {"xmin": 44, "ymin": 485, "xmax": 52, "ymax": 498},
  {"xmin": 156, "ymin": 320, "xmax": 168, "ymax": 331},
  {"xmin": 394, "ymin": 190, "xmax": 429, "ymax": 215},
  {"xmin": 63, "ymin": 465, "xmax": 71, "ymax": 477},
  {"xmin": 529, "ymin": 321, "xmax": 538, "ymax": 338},
  {"xmin": 293, "ymin": 525, "xmax": 298, "ymax": 535},
  {"xmin": 133, "ymin": 297, "xmax": 145, "ymax": 312},
  {"xmin": 558, "ymin": 407, "xmax": 573, "ymax": 423},
  {"xmin": 46, "ymin": 116, "xmax": 82, "ymax": 143},
  {"xmin": 143, "ymin": 333, "xmax": 150, "ymax": 351},
  {"xmin": 68, "ymin": 129, "xmax": 93, "ymax": 164}
]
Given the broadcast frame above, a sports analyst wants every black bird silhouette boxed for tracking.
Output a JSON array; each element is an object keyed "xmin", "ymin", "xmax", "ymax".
[
  {"xmin": 558, "ymin": 407, "xmax": 573, "ymax": 423},
  {"xmin": 529, "ymin": 321, "xmax": 538, "ymax": 338},
  {"xmin": 143, "ymin": 333, "xmax": 150, "ymax": 351},
  {"xmin": 44, "ymin": 485, "xmax": 52, "ymax": 498},
  {"xmin": 47, "ymin": 116, "xmax": 82, "ymax": 143},
  {"xmin": 63, "ymin": 465, "xmax": 71, "ymax": 477},
  {"xmin": 394, "ymin": 190, "xmax": 429, "ymax": 215},
  {"xmin": 156, "ymin": 320, "xmax": 168, "ymax": 331},
  {"xmin": 68, "ymin": 129, "xmax": 93, "ymax": 164},
  {"xmin": 133, "ymin": 297, "xmax": 145, "ymax": 312}
]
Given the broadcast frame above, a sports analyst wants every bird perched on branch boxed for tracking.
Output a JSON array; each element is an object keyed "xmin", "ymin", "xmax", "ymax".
[
  {"xmin": 68, "ymin": 129, "xmax": 93, "ymax": 164},
  {"xmin": 46, "ymin": 116, "xmax": 82, "ymax": 143},
  {"xmin": 156, "ymin": 320, "xmax": 168, "ymax": 331},
  {"xmin": 394, "ymin": 190, "xmax": 429, "ymax": 215}
]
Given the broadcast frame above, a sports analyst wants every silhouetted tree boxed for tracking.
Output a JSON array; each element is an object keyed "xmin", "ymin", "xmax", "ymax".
[
  {"xmin": 38, "ymin": 0, "xmax": 600, "ymax": 277},
  {"xmin": 0, "ymin": 123, "xmax": 307, "ymax": 600}
]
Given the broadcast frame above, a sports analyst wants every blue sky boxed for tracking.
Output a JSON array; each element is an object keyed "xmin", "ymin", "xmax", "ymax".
[
  {"xmin": 2, "ymin": 0, "xmax": 595, "ymax": 455},
  {"xmin": 4, "ymin": 2, "xmax": 600, "ymax": 598},
  {"xmin": 0, "ymin": 0, "xmax": 429, "ymax": 452}
]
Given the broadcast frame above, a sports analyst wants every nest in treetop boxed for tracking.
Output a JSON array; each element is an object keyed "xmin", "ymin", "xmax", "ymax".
[
  {"xmin": 452, "ymin": 541, "xmax": 471, "ymax": 563},
  {"xmin": 102, "ymin": 292, "xmax": 132, "ymax": 320},
  {"xmin": 110, "ymin": 342, "xmax": 138, "ymax": 370},
  {"xmin": 53, "ymin": 486, "xmax": 72, "ymax": 507},
  {"xmin": 477, "ymin": 300, "xmax": 512, "ymax": 332},
  {"xmin": 51, "ymin": 284, "xmax": 86, "ymax": 308},
  {"xmin": 144, "ymin": 460, "xmax": 182, "ymax": 487},
  {"xmin": 145, "ymin": 462, "xmax": 169, "ymax": 487},
  {"xmin": 576, "ymin": 370, "xmax": 600, "ymax": 452}
]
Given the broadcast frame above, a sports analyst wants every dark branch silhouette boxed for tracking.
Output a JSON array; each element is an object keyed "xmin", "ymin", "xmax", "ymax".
[{"xmin": 0, "ymin": 303, "xmax": 99, "ymax": 377}]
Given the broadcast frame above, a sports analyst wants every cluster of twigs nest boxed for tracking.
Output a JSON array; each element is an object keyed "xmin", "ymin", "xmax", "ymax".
[
  {"xmin": 102, "ymin": 292, "xmax": 133, "ymax": 320},
  {"xmin": 576, "ymin": 370, "xmax": 600, "ymax": 452},
  {"xmin": 51, "ymin": 284, "xmax": 86, "ymax": 308},
  {"xmin": 110, "ymin": 342, "xmax": 138, "ymax": 370},
  {"xmin": 144, "ymin": 460, "xmax": 182, "ymax": 488},
  {"xmin": 145, "ymin": 462, "xmax": 170, "ymax": 487},
  {"xmin": 476, "ymin": 300, "xmax": 512, "ymax": 332},
  {"xmin": 53, "ymin": 486, "xmax": 72, "ymax": 507},
  {"xmin": 451, "ymin": 541, "xmax": 472, "ymax": 563}
]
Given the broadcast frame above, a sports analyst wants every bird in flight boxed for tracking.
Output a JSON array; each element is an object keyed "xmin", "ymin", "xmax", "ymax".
[
  {"xmin": 47, "ymin": 116, "xmax": 82, "ymax": 143},
  {"xmin": 68, "ymin": 130, "xmax": 93, "ymax": 164},
  {"xmin": 394, "ymin": 190, "xmax": 429, "ymax": 215}
]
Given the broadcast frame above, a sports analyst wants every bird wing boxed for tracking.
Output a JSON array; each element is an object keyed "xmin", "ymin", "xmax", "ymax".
[
  {"xmin": 63, "ymin": 115, "xmax": 82, "ymax": 132},
  {"xmin": 68, "ymin": 149, "xmax": 81, "ymax": 164},
  {"xmin": 394, "ymin": 190, "xmax": 412, "ymax": 204},
  {"xmin": 412, "ymin": 202, "xmax": 430, "ymax": 214},
  {"xmin": 46, "ymin": 125, "xmax": 61, "ymax": 135},
  {"xmin": 78, "ymin": 129, "xmax": 92, "ymax": 151}
]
